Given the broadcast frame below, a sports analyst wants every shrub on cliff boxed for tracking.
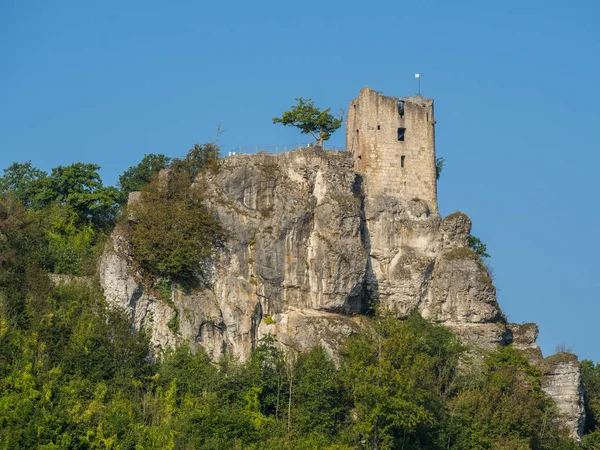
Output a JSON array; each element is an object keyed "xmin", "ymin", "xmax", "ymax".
[
  {"xmin": 117, "ymin": 153, "xmax": 172, "ymax": 204},
  {"xmin": 127, "ymin": 172, "xmax": 225, "ymax": 284}
]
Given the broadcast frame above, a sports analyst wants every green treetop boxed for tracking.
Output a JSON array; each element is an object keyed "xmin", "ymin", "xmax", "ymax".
[{"xmin": 273, "ymin": 98, "xmax": 343, "ymax": 147}]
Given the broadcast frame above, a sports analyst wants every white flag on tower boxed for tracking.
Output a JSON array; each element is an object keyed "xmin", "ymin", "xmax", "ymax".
[{"xmin": 415, "ymin": 73, "xmax": 421, "ymax": 78}]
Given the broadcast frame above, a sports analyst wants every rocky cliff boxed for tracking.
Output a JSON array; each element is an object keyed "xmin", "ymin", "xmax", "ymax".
[
  {"xmin": 98, "ymin": 146, "xmax": 582, "ymax": 436},
  {"xmin": 541, "ymin": 353, "xmax": 586, "ymax": 440}
]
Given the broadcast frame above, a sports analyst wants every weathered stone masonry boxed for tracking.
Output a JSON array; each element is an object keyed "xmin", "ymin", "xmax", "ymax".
[{"xmin": 347, "ymin": 87, "xmax": 438, "ymax": 214}]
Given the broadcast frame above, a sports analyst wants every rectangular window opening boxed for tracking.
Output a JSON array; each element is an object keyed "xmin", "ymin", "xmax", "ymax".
[
  {"xmin": 397, "ymin": 127, "xmax": 406, "ymax": 141},
  {"xmin": 397, "ymin": 100, "xmax": 405, "ymax": 117},
  {"xmin": 401, "ymin": 155, "xmax": 406, "ymax": 168}
]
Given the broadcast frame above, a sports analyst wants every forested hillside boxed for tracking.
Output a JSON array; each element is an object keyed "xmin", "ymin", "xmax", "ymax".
[{"xmin": 1, "ymin": 148, "xmax": 600, "ymax": 449}]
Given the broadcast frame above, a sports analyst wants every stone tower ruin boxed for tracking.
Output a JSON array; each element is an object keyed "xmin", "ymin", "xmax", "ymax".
[{"xmin": 346, "ymin": 87, "xmax": 438, "ymax": 214}]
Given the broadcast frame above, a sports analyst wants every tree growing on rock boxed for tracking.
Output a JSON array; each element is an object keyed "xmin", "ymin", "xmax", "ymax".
[
  {"xmin": 273, "ymin": 98, "xmax": 343, "ymax": 147},
  {"xmin": 118, "ymin": 153, "xmax": 172, "ymax": 204}
]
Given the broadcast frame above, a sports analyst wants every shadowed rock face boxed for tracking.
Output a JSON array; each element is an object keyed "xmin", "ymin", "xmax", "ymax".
[{"xmin": 98, "ymin": 147, "xmax": 581, "ymax": 436}]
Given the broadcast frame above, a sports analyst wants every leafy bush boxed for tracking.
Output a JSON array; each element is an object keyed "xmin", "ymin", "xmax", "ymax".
[
  {"xmin": 167, "ymin": 310, "xmax": 180, "ymax": 334},
  {"xmin": 171, "ymin": 142, "xmax": 220, "ymax": 182},
  {"xmin": 340, "ymin": 309, "xmax": 464, "ymax": 448},
  {"xmin": 42, "ymin": 204, "xmax": 98, "ymax": 274},
  {"xmin": 128, "ymin": 172, "xmax": 225, "ymax": 283}
]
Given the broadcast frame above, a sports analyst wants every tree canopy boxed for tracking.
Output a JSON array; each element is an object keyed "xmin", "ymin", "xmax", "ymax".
[
  {"xmin": 273, "ymin": 97, "xmax": 343, "ymax": 147},
  {"xmin": 117, "ymin": 153, "xmax": 172, "ymax": 204}
]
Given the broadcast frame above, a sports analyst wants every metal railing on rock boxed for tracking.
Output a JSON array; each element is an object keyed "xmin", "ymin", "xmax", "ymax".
[{"xmin": 224, "ymin": 143, "xmax": 346, "ymax": 156}]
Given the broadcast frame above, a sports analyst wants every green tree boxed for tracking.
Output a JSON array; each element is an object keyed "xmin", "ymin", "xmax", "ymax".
[
  {"xmin": 0, "ymin": 194, "xmax": 47, "ymax": 322},
  {"xmin": 118, "ymin": 153, "xmax": 172, "ymax": 203},
  {"xmin": 273, "ymin": 98, "xmax": 343, "ymax": 147},
  {"xmin": 32, "ymin": 163, "xmax": 119, "ymax": 229},
  {"xmin": 0, "ymin": 161, "xmax": 47, "ymax": 206},
  {"xmin": 41, "ymin": 204, "xmax": 97, "ymax": 274},
  {"xmin": 447, "ymin": 346, "xmax": 570, "ymax": 449},
  {"xmin": 582, "ymin": 360, "xmax": 600, "ymax": 434},
  {"xmin": 171, "ymin": 142, "xmax": 220, "ymax": 182},
  {"xmin": 294, "ymin": 346, "xmax": 348, "ymax": 439},
  {"xmin": 339, "ymin": 309, "xmax": 463, "ymax": 449},
  {"xmin": 468, "ymin": 235, "xmax": 491, "ymax": 258}
]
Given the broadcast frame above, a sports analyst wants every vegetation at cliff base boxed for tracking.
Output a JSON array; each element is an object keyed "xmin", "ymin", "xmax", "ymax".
[{"xmin": 0, "ymin": 251, "xmax": 581, "ymax": 450}]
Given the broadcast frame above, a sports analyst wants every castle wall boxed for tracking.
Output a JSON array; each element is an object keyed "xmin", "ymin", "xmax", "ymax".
[{"xmin": 346, "ymin": 87, "xmax": 438, "ymax": 213}]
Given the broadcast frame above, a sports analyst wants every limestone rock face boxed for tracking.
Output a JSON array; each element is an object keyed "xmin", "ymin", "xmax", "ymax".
[
  {"xmin": 506, "ymin": 322, "xmax": 544, "ymax": 362},
  {"xmin": 99, "ymin": 148, "xmax": 508, "ymax": 358},
  {"xmin": 100, "ymin": 149, "xmax": 368, "ymax": 360},
  {"xmin": 541, "ymin": 354, "xmax": 585, "ymax": 440},
  {"xmin": 440, "ymin": 212, "xmax": 471, "ymax": 250}
]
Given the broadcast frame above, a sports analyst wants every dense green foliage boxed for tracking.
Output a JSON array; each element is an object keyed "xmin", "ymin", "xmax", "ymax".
[
  {"xmin": 0, "ymin": 253, "xmax": 580, "ymax": 450},
  {"xmin": 126, "ymin": 175, "xmax": 224, "ymax": 284},
  {"xmin": 273, "ymin": 97, "xmax": 343, "ymax": 147},
  {"xmin": 0, "ymin": 162, "xmax": 118, "ymax": 275},
  {"xmin": 170, "ymin": 143, "xmax": 220, "ymax": 182},
  {"xmin": 124, "ymin": 145, "xmax": 225, "ymax": 284},
  {"xmin": 581, "ymin": 361, "xmax": 600, "ymax": 448}
]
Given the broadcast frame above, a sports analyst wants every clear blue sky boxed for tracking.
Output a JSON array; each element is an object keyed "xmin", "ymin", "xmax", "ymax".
[{"xmin": 1, "ymin": 0, "xmax": 599, "ymax": 360}]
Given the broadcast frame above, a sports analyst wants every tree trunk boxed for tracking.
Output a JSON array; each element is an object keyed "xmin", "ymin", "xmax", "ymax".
[
  {"xmin": 287, "ymin": 372, "xmax": 293, "ymax": 432},
  {"xmin": 318, "ymin": 125, "xmax": 324, "ymax": 148}
]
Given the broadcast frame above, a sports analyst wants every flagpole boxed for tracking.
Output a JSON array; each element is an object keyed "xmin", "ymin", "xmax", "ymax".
[{"xmin": 415, "ymin": 73, "xmax": 422, "ymax": 96}]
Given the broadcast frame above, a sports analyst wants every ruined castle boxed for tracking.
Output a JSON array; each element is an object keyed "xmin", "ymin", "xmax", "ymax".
[{"xmin": 347, "ymin": 87, "xmax": 438, "ymax": 214}]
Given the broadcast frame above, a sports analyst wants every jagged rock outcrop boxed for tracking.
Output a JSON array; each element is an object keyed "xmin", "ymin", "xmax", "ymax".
[
  {"xmin": 506, "ymin": 322, "xmax": 544, "ymax": 362},
  {"xmin": 540, "ymin": 353, "xmax": 586, "ymax": 440}
]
